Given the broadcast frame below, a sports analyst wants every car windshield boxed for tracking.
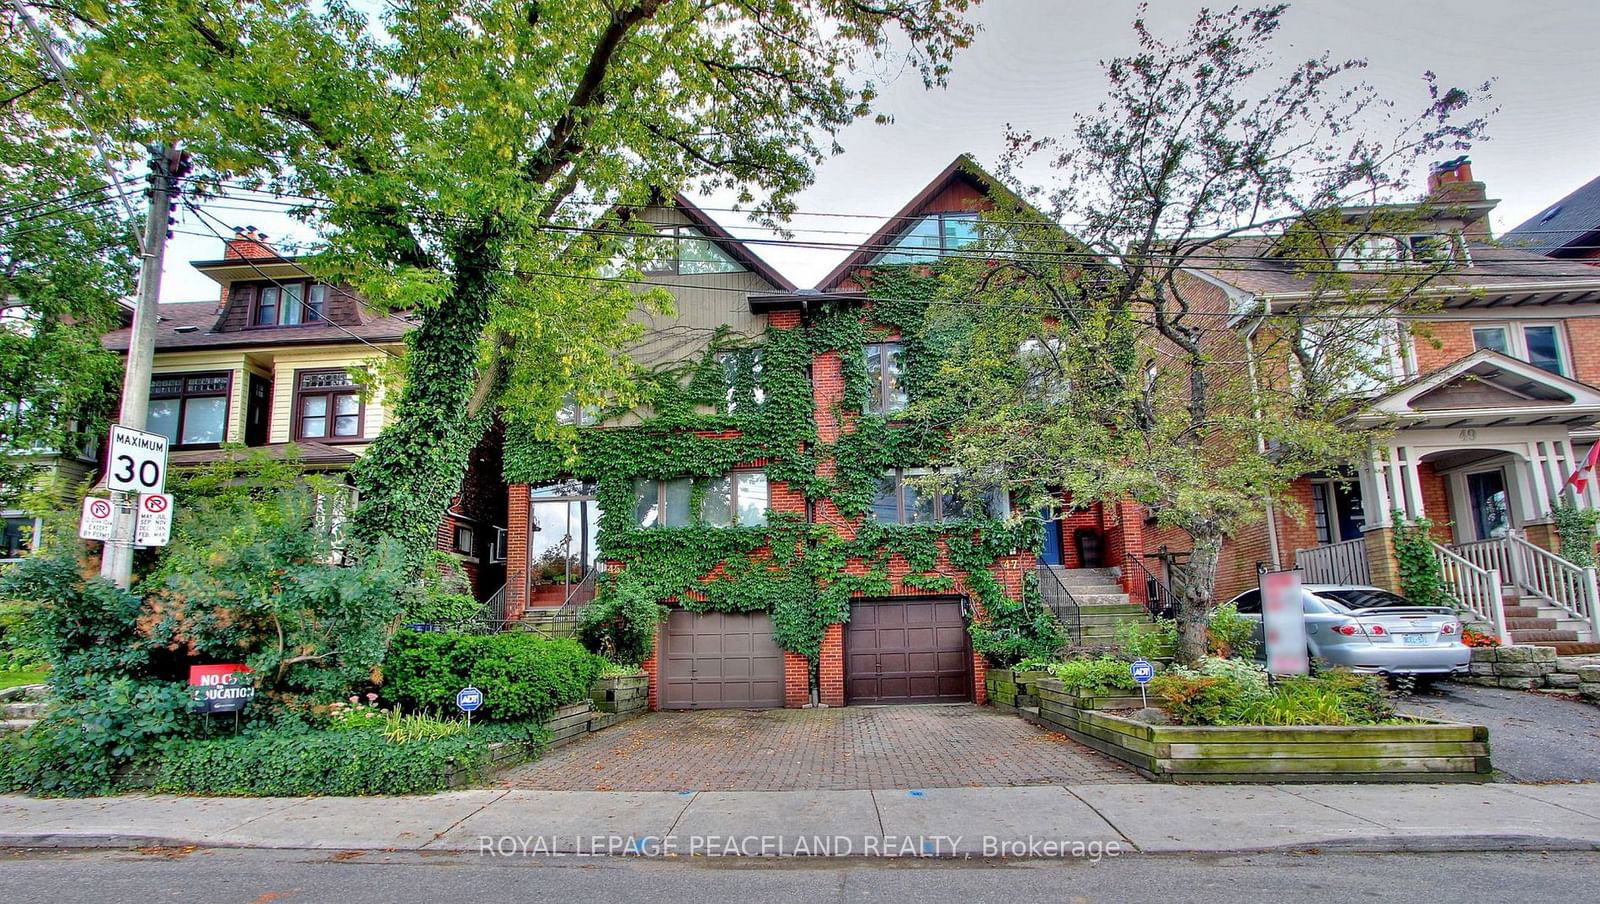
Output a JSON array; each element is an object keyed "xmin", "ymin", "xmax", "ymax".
[{"xmin": 1314, "ymin": 588, "xmax": 1418, "ymax": 611}]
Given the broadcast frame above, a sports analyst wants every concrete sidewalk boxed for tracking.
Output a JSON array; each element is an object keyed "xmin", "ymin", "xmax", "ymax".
[{"xmin": 3, "ymin": 782, "xmax": 1599, "ymax": 857}]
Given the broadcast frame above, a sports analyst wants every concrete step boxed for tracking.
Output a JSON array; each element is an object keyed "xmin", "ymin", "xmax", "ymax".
[
  {"xmin": 0, "ymin": 684, "xmax": 47, "ymax": 703},
  {"xmin": 1045, "ymin": 567, "xmax": 1121, "ymax": 586},
  {"xmin": 2, "ymin": 701, "xmax": 47, "ymax": 719},
  {"xmin": 1547, "ymin": 642, "xmax": 1600, "ymax": 655},
  {"xmin": 1501, "ymin": 606, "xmax": 1540, "ymax": 619},
  {"xmin": 1506, "ymin": 617, "xmax": 1558, "ymax": 631}
]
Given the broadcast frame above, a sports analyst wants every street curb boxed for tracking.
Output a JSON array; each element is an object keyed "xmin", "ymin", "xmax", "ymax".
[{"xmin": 3, "ymin": 832, "xmax": 1596, "ymax": 857}]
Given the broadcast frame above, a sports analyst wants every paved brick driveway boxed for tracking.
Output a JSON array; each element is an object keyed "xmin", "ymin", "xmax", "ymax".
[{"xmin": 501, "ymin": 704, "xmax": 1141, "ymax": 791}]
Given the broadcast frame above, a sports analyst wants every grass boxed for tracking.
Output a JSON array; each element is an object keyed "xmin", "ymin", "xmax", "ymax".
[{"xmin": 0, "ymin": 669, "xmax": 48, "ymax": 691}]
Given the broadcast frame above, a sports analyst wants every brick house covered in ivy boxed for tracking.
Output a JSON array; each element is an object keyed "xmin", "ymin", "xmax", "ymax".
[{"xmin": 501, "ymin": 159, "xmax": 1150, "ymax": 710}]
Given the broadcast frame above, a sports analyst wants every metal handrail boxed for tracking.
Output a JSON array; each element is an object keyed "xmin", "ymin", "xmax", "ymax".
[
  {"xmin": 1034, "ymin": 564, "xmax": 1082, "ymax": 647},
  {"xmin": 1432, "ymin": 541, "xmax": 1511, "ymax": 644},
  {"xmin": 1127, "ymin": 554, "xmax": 1178, "ymax": 620}
]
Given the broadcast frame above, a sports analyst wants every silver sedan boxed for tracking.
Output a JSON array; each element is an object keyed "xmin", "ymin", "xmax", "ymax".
[{"xmin": 1224, "ymin": 584, "xmax": 1472, "ymax": 677}]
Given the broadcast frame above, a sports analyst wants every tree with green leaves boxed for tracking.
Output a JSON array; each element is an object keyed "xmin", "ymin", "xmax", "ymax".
[
  {"xmin": 0, "ymin": 6, "xmax": 133, "ymax": 510},
  {"xmin": 925, "ymin": 4, "xmax": 1492, "ymax": 661},
  {"xmin": 41, "ymin": 0, "xmax": 979, "ymax": 566}
]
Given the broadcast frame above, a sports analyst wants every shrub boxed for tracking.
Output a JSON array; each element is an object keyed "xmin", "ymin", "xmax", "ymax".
[
  {"xmin": 0, "ymin": 598, "xmax": 47, "ymax": 670},
  {"xmin": 1114, "ymin": 618, "xmax": 1175, "ymax": 661},
  {"xmin": 577, "ymin": 582, "xmax": 666, "ymax": 666},
  {"xmin": 1048, "ymin": 656, "xmax": 1138, "ymax": 696},
  {"xmin": 1460, "ymin": 625, "xmax": 1498, "ymax": 648},
  {"xmin": 1152, "ymin": 663, "xmax": 1394, "ymax": 726},
  {"xmin": 1552, "ymin": 501, "xmax": 1600, "ymax": 569},
  {"xmin": 1206, "ymin": 601, "xmax": 1258, "ymax": 658},
  {"xmin": 144, "ymin": 722, "xmax": 546, "ymax": 796},
  {"xmin": 382, "ymin": 630, "xmax": 603, "ymax": 721},
  {"xmin": 969, "ymin": 595, "xmax": 1067, "ymax": 668}
]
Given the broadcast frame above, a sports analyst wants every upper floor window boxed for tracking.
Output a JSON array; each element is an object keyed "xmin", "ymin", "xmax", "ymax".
[
  {"xmin": 716, "ymin": 348, "xmax": 765, "ymax": 413},
  {"xmin": 1340, "ymin": 232, "xmax": 1465, "ymax": 271},
  {"xmin": 1018, "ymin": 337, "xmax": 1068, "ymax": 403},
  {"xmin": 293, "ymin": 369, "xmax": 364, "ymax": 441},
  {"xmin": 148, "ymin": 372, "xmax": 230, "ymax": 447},
  {"xmin": 238, "ymin": 280, "xmax": 329, "ymax": 327},
  {"xmin": 633, "ymin": 471, "xmax": 769, "ymax": 528},
  {"xmin": 1473, "ymin": 322, "xmax": 1568, "ymax": 377},
  {"xmin": 869, "ymin": 468, "xmax": 1008, "ymax": 524},
  {"xmin": 872, "ymin": 213, "xmax": 979, "ymax": 264},
  {"xmin": 864, "ymin": 341, "xmax": 907, "ymax": 414},
  {"xmin": 555, "ymin": 392, "xmax": 601, "ymax": 427},
  {"xmin": 642, "ymin": 225, "xmax": 744, "ymax": 275}
]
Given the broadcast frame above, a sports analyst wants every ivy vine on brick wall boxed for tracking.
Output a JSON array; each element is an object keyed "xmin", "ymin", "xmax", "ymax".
[{"xmin": 503, "ymin": 265, "xmax": 1045, "ymax": 665}]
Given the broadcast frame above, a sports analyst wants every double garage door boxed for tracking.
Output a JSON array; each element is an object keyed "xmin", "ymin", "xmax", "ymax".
[
  {"xmin": 658, "ymin": 600, "xmax": 972, "ymax": 709},
  {"xmin": 845, "ymin": 598, "xmax": 972, "ymax": 704},
  {"xmin": 659, "ymin": 610, "xmax": 785, "ymax": 710}
]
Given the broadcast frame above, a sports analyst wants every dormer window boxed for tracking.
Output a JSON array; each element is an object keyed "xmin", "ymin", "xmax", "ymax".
[
  {"xmin": 238, "ymin": 280, "xmax": 329, "ymax": 327},
  {"xmin": 1341, "ymin": 232, "xmax": 1464, "ymax": 270},
  {"xmin": 872, "ymin": 213, "xmax": 980, "ymax": 264}
]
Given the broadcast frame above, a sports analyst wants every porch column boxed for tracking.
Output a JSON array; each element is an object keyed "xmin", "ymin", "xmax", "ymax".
[
  {"xmin": 1361, "ymin": 444, "xmax": 1394, "ymax": 528},
  {"xmin": 1525, "ymin": 441, "xmax": 1555, "ymax": 522}
]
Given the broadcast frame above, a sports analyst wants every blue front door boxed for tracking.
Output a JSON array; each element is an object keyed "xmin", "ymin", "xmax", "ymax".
[{"xmin": 1040, "ymin": 509, "xmax": 1064, "ymax": 566}]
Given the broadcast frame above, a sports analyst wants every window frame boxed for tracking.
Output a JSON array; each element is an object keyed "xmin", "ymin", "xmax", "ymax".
[
  {"xmin": 869, "ymin": 467, "xmax": 1008, "ymax": 525},
  {"xmin": 863, "ymin": 340, "xmax": 908, "ymax": 415},
  {"xmin": 1, "ymin": 513, "xmax": 40, "ymax": 562},
  {"xmin": 148, "ymin": 370, "xmax": 232, "ymax": 449},
  {"xmin": 291, "ymin": 368, "xmax": 366, "ymax": 443},
  {"xmin": 1471, "ymin": 321, "xmax": 1570, "ymax": 377},
  {"xmin": 871, "ymin": 212, "xmax": 982, "ymax": 264},
  {"xmin": 634, "ymin": 470, "xmax": 770, "ymax": 528},
  {"xmin": 638, "ymin": 225, "xmax": 745, "ymax": 276},
  {"xmin": 241, "ymin": 279, "xmax": 330, "ymax": 328}
]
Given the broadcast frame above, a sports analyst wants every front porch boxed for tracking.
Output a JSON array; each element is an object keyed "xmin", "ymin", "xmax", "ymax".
[{"xmin": 1294, "ymin": 350, "xmax": 1600, "ymax": 649}]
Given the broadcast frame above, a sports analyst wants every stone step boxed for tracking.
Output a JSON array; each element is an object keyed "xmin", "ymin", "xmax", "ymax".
[
  {"xmin": 0, "ymin": 684, "xmax": 48, "ymax": 703},
  {"xmin": 0, "ymin": 719, "xmax": 36, "ymax": 734},
  {"xmin": 1510, "ymin": 628, "xmax": 1582, "ymax": 643},
  {"xmin": 1501, "ymin": 606, "xmax": 1540, "ymax": 619},
  {"xmin": 2, "ymin": 701, "xmax": 47, "ymax": 719},
  {"xmin": 1548, "ymin": 642, "xmax": 1600, "ymax": 655}
]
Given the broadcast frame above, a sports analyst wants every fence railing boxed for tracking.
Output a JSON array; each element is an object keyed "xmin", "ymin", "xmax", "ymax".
[
  {"xmin": 1035, "ymin": 564, "xmax": 1082, "ymax": 647},
  {"xmin": 1294, "ymin": 537, "xmax": 1370, "ymax": 586},
  {"xmin": 1432, "ymin": 542, "xmax": 1511, "ymax": 644},
  {"xmin": 1456, "ymin": 532, "xmax": 1599, "ymax": 641}
]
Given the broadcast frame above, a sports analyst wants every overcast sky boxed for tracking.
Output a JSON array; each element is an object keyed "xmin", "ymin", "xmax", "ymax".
[{"xmin": 160, "ymin": 0, "xmax": 1600, "ymax": 301}]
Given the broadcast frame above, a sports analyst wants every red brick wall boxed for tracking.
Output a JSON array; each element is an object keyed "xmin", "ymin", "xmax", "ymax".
[
  {"xmin": 505, "ymin": 485, "xmax": 529, "ymax": 620},
  {"xmin": 784, "ymin": 653, "xmax": 810, "ymax": 708},
  {"xmin": 817, "ymin": 624, "xmax": 845, "ymax": 707},
  {"xmin": 642, "ymin": 649, "xmax": 658, "ymax": 711}
]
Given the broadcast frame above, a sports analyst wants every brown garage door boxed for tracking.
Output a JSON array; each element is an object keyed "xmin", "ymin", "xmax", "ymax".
[
  {"xmin": 845, "ymin": 598, "xmax": 971, "ymax": 704},
  {"xmin": 660, "ymin": 610, "xmax": 785, "ymax": 710}
]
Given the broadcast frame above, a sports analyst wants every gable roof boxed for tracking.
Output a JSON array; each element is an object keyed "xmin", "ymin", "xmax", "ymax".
[
  {"xmin": 1355, "ymin": 348, "xmax": 1600, "ymax": 428},
  {"xmin": 815, "ymin": 154, "xmax": 1030, "ymax": 291},
  {"xmin": 1504, "ymin": 173, "xmax": 1600, "ymax": 255},
  {"xmin": 670, "ymin": 193, "xmax": 795, "ymax": 291}
]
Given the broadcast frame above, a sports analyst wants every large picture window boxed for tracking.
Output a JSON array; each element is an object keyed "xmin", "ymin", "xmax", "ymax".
[
  {"xmin": 869, "ymin": 468, "xmax": 1008, "ymax": 524},
  {"xmin": 864, "ymin": 341, "xmax": 907, "ymax": 414},
  {"xmin": 148, "ymin": 372, "xmax": 230, "ymax": 447},
  {"xmin": 293, "ymin": 369, "xmax": 364, "ymax": 441},
  {"xmin": 871, "ymin": 213, "xmax": 980, "ymax": 264},
  {"xmin": 633, "ymin": 471, "xmax": 769, "ymax": 528},
  {"xmin": 239, "ymin": 280, "xmax": 330, "ymax": 327}
]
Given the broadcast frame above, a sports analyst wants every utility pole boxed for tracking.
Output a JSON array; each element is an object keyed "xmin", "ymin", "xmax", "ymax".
[{"xmin": 100, "ymin": 144, "xmax": 183, "ymax": 588}]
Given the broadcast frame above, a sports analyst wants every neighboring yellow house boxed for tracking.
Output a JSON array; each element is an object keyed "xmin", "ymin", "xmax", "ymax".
[{"xmin": 99, "ymin": 232, "xmax": 508, "ymax": 598}]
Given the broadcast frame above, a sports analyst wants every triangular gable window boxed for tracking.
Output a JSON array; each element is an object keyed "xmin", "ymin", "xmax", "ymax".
[{"xmin": 871, "ymin": 213, "xmax": 979, "ymax": 264}]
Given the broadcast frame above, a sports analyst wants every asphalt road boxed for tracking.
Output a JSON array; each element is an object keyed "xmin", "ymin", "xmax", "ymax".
[
  {"xmin": 1397, "ymin": 681, "xmax": 1600, "ymax": 781},
  {"xmin": 1, "ymin": 847, "xmax": 1597, "ymax": 904}
]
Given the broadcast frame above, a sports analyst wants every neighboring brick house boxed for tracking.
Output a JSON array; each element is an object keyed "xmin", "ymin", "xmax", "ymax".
[
  {"xmin": 503, "ymin": 162, "xmax": 1121, "ymax": 710},
  {"xmin": 1148, "ymin": 158, "xmax": 1600, "ymax": 650},
  {"xmin": 100, "ymin": 232, "xmax": 506, "ymax": 598}
]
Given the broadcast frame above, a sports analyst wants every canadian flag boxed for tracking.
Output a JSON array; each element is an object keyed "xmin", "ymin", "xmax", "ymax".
[{"xmin": 1566, "ymin": 442, "xmax": 1600, "ymax": 493}]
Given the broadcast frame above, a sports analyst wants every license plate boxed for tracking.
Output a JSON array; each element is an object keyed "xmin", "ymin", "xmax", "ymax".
[{"xmin": 1402, "ymin": 633, "xmax": 1431, "ymax": 646}]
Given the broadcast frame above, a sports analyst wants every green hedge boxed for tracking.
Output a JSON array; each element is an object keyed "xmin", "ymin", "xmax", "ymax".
[
  {"xmin": 381, "ymin": 630, "xmax": 604, "ymax": 721},
  {"xmin": 142, "ymin": 722, "xmax": 547, "ymax": 796}
]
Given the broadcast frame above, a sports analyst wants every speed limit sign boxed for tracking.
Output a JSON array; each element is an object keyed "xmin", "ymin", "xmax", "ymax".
[{"xmin": 106, "ymin": 424, "xmax": 169, "ymax": 494}]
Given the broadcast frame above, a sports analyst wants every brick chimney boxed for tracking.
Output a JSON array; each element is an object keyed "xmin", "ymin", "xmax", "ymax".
[
  {"xmin": 223, "ymin": 226, "xmax": 279, "ymax": 260},
  {"xmin": 1426, "ymin": 156, "xmax": 1486, "ymax": 202}
]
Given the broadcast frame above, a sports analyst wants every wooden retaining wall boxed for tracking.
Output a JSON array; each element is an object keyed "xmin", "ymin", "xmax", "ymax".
[{"xmin": 1031, "ymin": 678, "xmax": 1490, "ymax": 783}]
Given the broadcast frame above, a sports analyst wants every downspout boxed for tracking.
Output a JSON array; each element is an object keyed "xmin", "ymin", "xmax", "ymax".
[{"xmin": 1242, "ymin": 317, "xmax": 1283, "ymax": 570}]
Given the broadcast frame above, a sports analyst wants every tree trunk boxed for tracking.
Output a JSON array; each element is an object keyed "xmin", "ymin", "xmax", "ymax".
[
  {"xmin": 1174, "ymin": 525, "xmax": 1223, "ymax": 664},
  {"xmin": 347, "ymin": 253, "xmax": 496, "ymax": 570}
]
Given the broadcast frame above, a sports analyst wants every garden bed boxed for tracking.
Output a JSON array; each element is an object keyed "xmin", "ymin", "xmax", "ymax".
[{"xmin": 1033, "ymin": 678, "xmax": 1490, "ymax": 783}]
